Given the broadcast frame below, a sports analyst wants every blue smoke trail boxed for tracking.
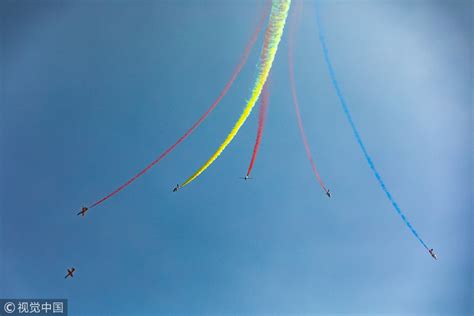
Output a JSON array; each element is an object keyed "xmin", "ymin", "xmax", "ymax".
[{"xmin": 315, "ymin": 5, "xmax": 429, "ymax": 251}]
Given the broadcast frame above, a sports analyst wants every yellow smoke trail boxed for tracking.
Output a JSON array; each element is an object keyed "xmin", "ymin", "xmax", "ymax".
[{"xmin": 181, "ymin": 0, "xmax": 291, "ymax": 187}]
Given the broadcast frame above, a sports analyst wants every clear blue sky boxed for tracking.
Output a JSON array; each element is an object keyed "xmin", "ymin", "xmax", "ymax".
[{"xmin": 1, "ymin": 0, "xmax": 472, "ymax": 315}]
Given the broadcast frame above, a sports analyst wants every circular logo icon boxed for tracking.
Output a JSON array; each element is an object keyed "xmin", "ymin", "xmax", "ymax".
[{"xmin": 4, "ymin": 301, "xmax": 15, "ymax": 313}]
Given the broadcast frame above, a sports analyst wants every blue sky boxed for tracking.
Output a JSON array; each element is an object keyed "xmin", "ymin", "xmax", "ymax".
[{"xmin": 1, "ymin": 0, "xmax": 472, "ymax": 315}]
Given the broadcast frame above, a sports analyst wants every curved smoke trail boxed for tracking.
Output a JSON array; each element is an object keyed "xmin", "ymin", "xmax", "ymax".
[
  {"xmin": 246, "ymin": 81, "xmax": 270, "ymax": 177},
  {"xmin": 87, "ymin": 3, "xmax": 270, "ymax": 209},
  {"xmin": 180, "ymin": 0, "xmax": 291, "ymax": 188},
  {"xmin": 315, "ymin": 5, "xmax": 430, "ymax": 251},
  {"xmin": 288, "ymin": 0, "xmax": 329, "ymax": 194}
]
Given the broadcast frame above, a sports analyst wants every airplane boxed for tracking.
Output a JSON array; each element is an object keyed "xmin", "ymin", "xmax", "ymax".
[
  {"xmin": 239, "ymin": 175, "xmax": 253, "ymax": 181},
  {"xmin": 65, "ymin": 267, "xmax": 75, "ymax": 279},
  {"xmin": 172, "ymin": 184, "xmax": 180, "ymax": 192},
  {"xmin": 325, "ymin": 190, "xmax": 331, "ymax": 198},
  {"xmin": 429, "ymin": 249, "xmax": 437, "ymax": 260},
  {"xmin": 77, "ymin": 207, "xmax": 88, "ymax": 217}
]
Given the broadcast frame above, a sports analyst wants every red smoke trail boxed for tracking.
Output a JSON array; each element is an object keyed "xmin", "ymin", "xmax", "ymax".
[
  {"xmin": 246, "ymin": 81, "xmax": 270, "ymax": 177},
  {"xmin": 88, "ymin": 2, "xmax": 270, "ymax": 209},
  {"xmin": 246, "ymin": 7, "xmax": 273, "ymax": 178},
  {"xmin": 288, "ymin": 0, "xmax": 329, "ymax": 194}
]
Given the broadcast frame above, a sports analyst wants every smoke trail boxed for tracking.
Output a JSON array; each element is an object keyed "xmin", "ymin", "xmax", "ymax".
[
  {"xmin": 288, "ymin": 0, "xmax": 329, "ymax": 194},
  {"xmin": 315, "ymin": 5, "xmax": 430, "ymax": 250},
  {"xmin": 180, "ymin": 0, "xmax": 291, "ymax": 188},
  {"xmin": 86, "ymin": 2, "xmax": 270, "ymax": 209},
  {"xmin": 246, "ymin": 81, "xmax": 270, "ymax": 177}
]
